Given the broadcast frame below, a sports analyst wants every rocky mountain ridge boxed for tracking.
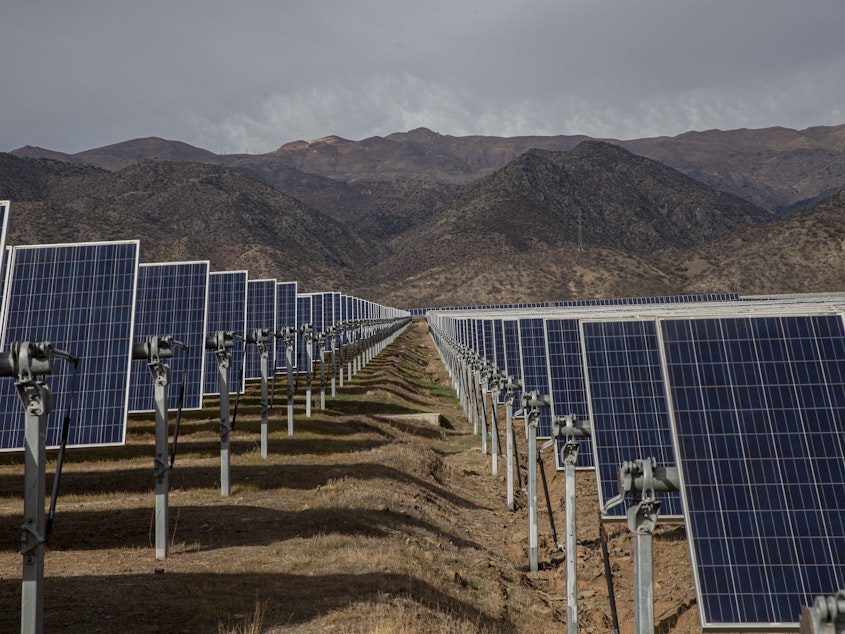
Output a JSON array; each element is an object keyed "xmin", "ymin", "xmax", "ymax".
[
  {"xmin": 13, "ymin": 124, "xmax": 845, "ymax": 214},
  {"xmin": 3, "ymin": 125, "xmax": 845, "ymax": 307}
]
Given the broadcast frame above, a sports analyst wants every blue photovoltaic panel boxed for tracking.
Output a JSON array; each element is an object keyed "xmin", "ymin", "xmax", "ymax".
[
  {"xmin": 474, "ymin": 320, "xmax": 484, "ymax": 358},
  {"xmin": 482, "ymin": 319, "xmax": 494, "ymax": 365},
  {"xmin": 203, "ymin": 271, "xmax": 247, "ymax": 396},
  {"xmin": 581, "ymin": 319, "xmax": 680, "ymax": 514},
  {"xmin": 502, "ymin": 319, "xmax": 521, "ymax": 404},
  {"xmin": 296, "ymin": 294, "xmax": 312, "ymax": 370},
  {"xmin": 0, "ymin": 241, "xmax": 139, "ymax": 451},
  {"xmin": 244, "ymin": 279, "xmax": 276, "ymax": 380},
  {"xmin": 296, "ymin": 294, "xmax": 312, "ymax": 328},
  {"xmin": 492, "ymin": 319, "xmax": 508, "ymax": 404},
  {"xmin": 332, "ymin": 292, "xmax": 341, "ymax": 328},
  {"xmin": 660, "ymin": 314, "xmax": 845, "ymax": 629},
  {"xmin": 312, "ymin": 293, "xmax": 324, "ymax": 333},
  {"xmin": 492, "ymin": 319, "xmax": 505, "ymax": 371},
  {"xmin": 323, "ymin": 292, "xmax": 335, "ymax": 331},
  {"xmin": 545, "ymin": 318, "xmax": 595, "ymax": 469},
  {"xmin": 128, "ymin": 261, "xmax": 209, "ymax": 413},
  {"xmin": 275, "ymin": 282, "xmax": 297, "ymax": 370},
  {"xmin": 518, "ymin": 318, "xmax": 552, "ymax": 438}
]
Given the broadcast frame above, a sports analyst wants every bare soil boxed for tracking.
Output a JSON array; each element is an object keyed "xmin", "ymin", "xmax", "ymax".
[{"xmin": 1, "ymin": 320, "xmax": 705, "ymax": 633}]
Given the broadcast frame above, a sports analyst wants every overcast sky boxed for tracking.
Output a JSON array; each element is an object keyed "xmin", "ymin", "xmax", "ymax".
[{"xmin": 2, "ymin": 0, "xmax": 844, "ymax": 154}]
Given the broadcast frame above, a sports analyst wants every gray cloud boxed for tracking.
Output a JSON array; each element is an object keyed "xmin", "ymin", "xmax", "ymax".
[{"xmin": 2, "ymin": 0, "xmax": 843, "ymax": 154}]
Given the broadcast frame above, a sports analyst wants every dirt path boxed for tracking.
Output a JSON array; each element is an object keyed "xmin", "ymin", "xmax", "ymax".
[{"xmin": 0, "ymin": 319, "xmax": 700, "ymax": 632}]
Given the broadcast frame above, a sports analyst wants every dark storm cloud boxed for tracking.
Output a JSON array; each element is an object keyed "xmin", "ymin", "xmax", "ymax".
[{"xmin": 2, "ymin": 0, "xmax": 843, "ymax": 154}]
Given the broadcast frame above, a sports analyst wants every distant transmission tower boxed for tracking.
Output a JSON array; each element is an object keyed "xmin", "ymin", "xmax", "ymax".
[{"xmin": 577, "ymin": 208, "xmax": 583, "ymax": 251}]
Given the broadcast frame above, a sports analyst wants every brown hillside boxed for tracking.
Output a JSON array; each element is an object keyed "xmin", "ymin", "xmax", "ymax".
[
  {"xmin": 368, "ymin": 142, "xmax": 770, "ymax": 294},
  {"xmin": 0, "ymin": 157, "xmax": 386, "ymax": 291},
  {"xmin": 661, "ymin": 189, "xmax": 845, "ymax": 295}
]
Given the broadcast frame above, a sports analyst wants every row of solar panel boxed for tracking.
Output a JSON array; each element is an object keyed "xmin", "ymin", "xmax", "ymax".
[
  {"xmin": 0, "ymin": 202, "xmax": 409, "ymax": 454},
  {"xmin": 407, "ymin": 292, "xmax": 742, "ymax": 315},
  {"xmin": 427, "ymin": 297, "xmax": 845, "ymax": 630}
]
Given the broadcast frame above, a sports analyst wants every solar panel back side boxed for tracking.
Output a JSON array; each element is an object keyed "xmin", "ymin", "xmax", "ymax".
[
  {"xmin": 0, "ymin": 241, "xmax": 139, "ymax": 450},
  {"xmin": 203, "ymin": 271, "xmax": 247, "ymax": 396},
  {"xmin": 275, "ymin": 282, "xmax": 297, "ymax": 370},
  {"xmin": 129, "ymin": 261, "xmax": 209, "ymax": 413},
  {"xmin": 244, "ymin": 279, "xmax": 276, "ymax": 380}
]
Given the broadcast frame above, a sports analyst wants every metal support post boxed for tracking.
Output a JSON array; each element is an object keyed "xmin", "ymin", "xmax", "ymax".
[
  {"xmin": 246, "ymin": 329, "xmax": 271, "ymax": 458},
  {"xmin": 317, "ymin": 333, "xmax": 326, "ymax": 410},
  {"xmin": 301, "ymin": 325, "xmax": 313, "ymax": 418},
  {"xmin": 347, "ymin": 321, "xmax": 355, "ymax": 380},
  {"xmin": 562, "ymin": 439, "xmax": 579, "ymax": 633},
  {"xmin": 0, "ymin": 342, "xmax": 76, "ymax": 634},
  {"xmin": 330, "ymin": 329, "xmax": 337, "ymax": 397},
  {"xmin": 19, "ymin": 378, "xmax": 50, "ymax": 634},
  {"xmin": 259, "ymin": 342, "xmax": 269, "ymax": 458},
  {"xmin": 524, "ymin": 391, "xmax": 549, "ymax": 572},
  {"xmin": 150, "ymin": 361, "xmax": 171, "ymax": 559},
  {"xmin": 489, "ymin": 370, "xmax": 502, "ymax": 476},
  {"xmin": 468, "ymin": 361, "xmax": 479, "ymax": 435},
  {"xmin": 281, "ymin": 328, "xmax": 295, "ymax": 436},
  {"xmin": 604, "ymin": 458, "xmax": 680, "ymax": 634},
  {"xmin": 479, "ymin": 363, "xmax": 489, "ymax": 455},
  {"xmin": 549, "ymin": 413, "xmax": 592, "ymax": 634},
  {"xmin": 801, "ymin": 590, "xmax": 845, "ymax": 634},
  {"xmin": 333, "ymin": 322, "xmax": 346, "ymax": 388},
  {"xmin": 504, "ymin": 376, "xmax": 521, "ymax": 511},
  {"xmin": 206, "ymin": 332, "xmax": 236, "ymax": 497},
  {"xmin": 132, "ymin": 336, "xmax": 187, "ymax": 560}
]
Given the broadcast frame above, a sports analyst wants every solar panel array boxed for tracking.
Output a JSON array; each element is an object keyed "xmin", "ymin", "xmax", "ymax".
[
  {"xmin": 545, "ymin": 318, "xmax": 594, "ymax": 467},
  {"xmin": 0, "ymin": 241, "xmax": 139, "ymax": 450},
  {"xmin": 427, "ymin": 296, "xmax": 845, "ymax": 629},
  {"xmin": 244, "ymin": 279, "xmax": 276, "ymax": 380},
  {"xmin": 296, "ymin": 293, "xmax": 312, "ymax": 370},
  {"xmin": 203, "ymin": 271, "xmax": 248, "ymax": 396},
  {"xmin": 275, "ymin": 281, "xmax": 297, "ymax": 370},
  {"xmin": 128, "ymin": 261, "xmax": 209, "ymax": 413}
]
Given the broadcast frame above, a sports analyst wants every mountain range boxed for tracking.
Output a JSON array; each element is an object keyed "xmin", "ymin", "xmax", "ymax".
[{"xmin": 4, "ymin": 124, "xmax": 845, "ymax": 307}]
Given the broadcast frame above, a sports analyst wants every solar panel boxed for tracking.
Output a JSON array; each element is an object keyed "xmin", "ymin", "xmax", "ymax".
[
  {"xmin": 128, "ymin": 261, "xmax": 209, "ymax": 413},
  {"xmin": 502, "ymin": 319, "xmax": 521, "ymax": 399},
  {"xmin": 518, "ymin": 318, "xmax": 552, "ymax": 437},
  {"xmin": 244, "ymin": 279, "xmax": 276, "ymax": 380},
  {"xmin": 312, "ymin": 293, "xmax": 324, "ymax": 333},
  {"xmin": 332, "ymin": 292, "xmax": 341, "ymax": 329},
  {"xmin": 544, "ymin": 318, "xmax": 595, "ymax": 469},
  {"xmin": 660, "ymin": 314, "xmax": 845, "ymax": 629},
  {"xmin": 0, "ymin": 202, "xmax": 9, "ymax": 315},
  {"xmin": 203, "ymin": 271, "xmax": 247, "ymax": 396},
  {"xmin": 581, "ymin": 319, "xmax": 680, "ymax": 515},
  {"xmin": 296, "ymin": 294, "xmax": 312, "ymax": 370},
  {"xmin": 275, "ymin": 282, "xmax": 297, "ymax": 370},
  {"xmin": 0, "ymin": 241, "xmax": 139, "ymax": 451}
]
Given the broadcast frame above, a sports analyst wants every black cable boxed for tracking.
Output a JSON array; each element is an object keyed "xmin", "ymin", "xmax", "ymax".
[
  {"xmin": 170, "ymin": 346, "xmax": 188, "ymax": 468},
  {"xmin": 46, "ymin": 358, "xmax": 80, "ymax": 541},
  {"xmin": 231, "ymin": 362, "xmax": 244, "ymax": 432},
  {"xmin": 538, "ymin": 453, "xmax": 559, "ymax": 546},
  {"xmin": 599, "ymin": 514, "xmax": 621, "ymax": 634},
  {"xmin": 512, "ymin": 421, "xmax": 523, "ymax": 490},
  {"xmin": 491, "ymin": 397, "xmax": 503, "ymax": 457}
]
